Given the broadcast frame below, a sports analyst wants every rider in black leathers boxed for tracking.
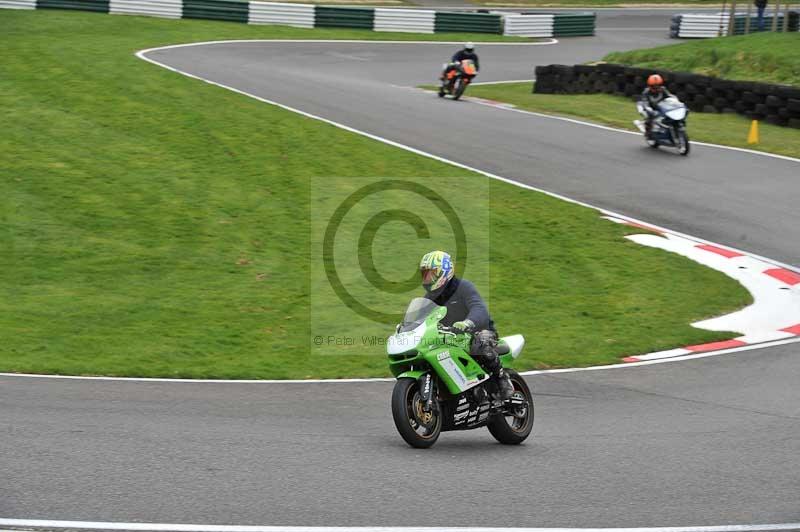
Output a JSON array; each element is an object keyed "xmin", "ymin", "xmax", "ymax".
[
  {"xmin": 419, "ymin": 250, "xmax": 514, "ymax": 400},
  {"xmin": 441, "ymin": 42, "xmax": 480, "ymax": 81}
]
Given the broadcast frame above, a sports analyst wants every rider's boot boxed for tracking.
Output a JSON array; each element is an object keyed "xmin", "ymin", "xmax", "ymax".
[{"xmin": 495, "ymin": 368, "xmax": 514, "ymax": 400}]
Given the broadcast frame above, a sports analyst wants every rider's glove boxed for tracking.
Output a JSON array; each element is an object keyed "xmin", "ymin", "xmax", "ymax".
[{"xmin": 452, "ymin": 319, "xmax": 475, "ymax": 332}]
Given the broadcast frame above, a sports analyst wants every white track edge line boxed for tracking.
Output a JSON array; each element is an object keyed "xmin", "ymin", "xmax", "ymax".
[
  {"xmin": 518, "ymin": 337, "xmax": 800, "ymax": 374},
  {"xmin": 138, "ymin": 39, "xmax": 559, "ymax": 49},
  {"xmin": 4, "ymin": 39, "xmax": 793, "ymax": 386},
  {"xmin": 2, "ymin": 519, "xmax": 800, "ymax": 532},
  {"xmin": 471, "ymin": 79, "xmax": 536, "ymax": 85}
]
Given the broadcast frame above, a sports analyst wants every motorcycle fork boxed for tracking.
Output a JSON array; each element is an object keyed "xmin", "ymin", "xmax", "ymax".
[{"xmin": 418, "ymin": 373, "xmax": 435, "ymax": 413}]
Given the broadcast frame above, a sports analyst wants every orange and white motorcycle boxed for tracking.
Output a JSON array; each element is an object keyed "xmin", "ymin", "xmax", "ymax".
[{"xmin": 438, "ymin": 59, "xmax": 477, "ymax": 101}]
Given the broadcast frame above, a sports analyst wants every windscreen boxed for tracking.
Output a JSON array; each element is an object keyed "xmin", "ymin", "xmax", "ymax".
[
  {"xmin": 398, "ymin": 298, "xmax": 440, "ymax": 333},
  {"xmin": 658, "ymin": 98, "xmax": 684, "ymax": 112}
]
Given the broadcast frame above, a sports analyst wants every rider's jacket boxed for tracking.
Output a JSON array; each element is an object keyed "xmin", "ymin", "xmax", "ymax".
[
  {"xmin": 640, "ymin": 87, "xmax": 675, "ymax": 112},
  {"xmin": 451, "ymin": 50, "xmax": 480, "ymax": 71},
  {"xmin": 425, "ymin": 277, "xmax": 495, "ymax": 331}
]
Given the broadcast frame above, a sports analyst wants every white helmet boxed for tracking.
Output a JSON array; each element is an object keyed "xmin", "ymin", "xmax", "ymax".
[{"xmin": 464, "ymin": 42, "xmax": 475, "ymax": 51}]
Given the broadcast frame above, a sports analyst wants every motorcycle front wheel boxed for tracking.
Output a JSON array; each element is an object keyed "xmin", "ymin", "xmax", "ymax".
[
  {"xmin": 452, "ymin": 78, "xmax": 466, "ymax": 100},
  {"xmin": 487, "ymin": 370, "xmax": 534, "ymax": 445},
  {"xmin": 677, "ymin": 129, "xmax": 690, "ymax": 156},
  {"xmin": 391, "ymin": 378, "xmax": 442, "ymax": 448}
]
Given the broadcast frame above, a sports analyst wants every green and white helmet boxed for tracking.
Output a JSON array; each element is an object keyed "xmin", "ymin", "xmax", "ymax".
[{"xmin": 419, "ymin": 250, "xmax": 454, "ymax": 294}]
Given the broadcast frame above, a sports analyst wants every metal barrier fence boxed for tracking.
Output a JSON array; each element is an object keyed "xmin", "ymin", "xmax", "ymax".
[
  {"xmin": 1, "ymin": 0, "xmax": 596, "ymax": 38},
  {"xmin": 248, "ymin": 1, "xmax": 312, "ymax": 27},
  {"xmin": 670, "ymin": 11, "xmax": 798, "ymax": 37},
  {"xmin": 374, "ymin": 7, "xmax": 434, "ymax": 33},
  {"xmin": 0, "ymin": 0, "xmax": 36, "ymax": 7},
  {"xmin": 110, "ymin": 0, "xmax": 181, "ymax": 18}
]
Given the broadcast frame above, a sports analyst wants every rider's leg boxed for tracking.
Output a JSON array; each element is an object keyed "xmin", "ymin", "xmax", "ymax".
[{"xmin": 472, "ymin": 330, "xmax": 514, "ymax": 399}]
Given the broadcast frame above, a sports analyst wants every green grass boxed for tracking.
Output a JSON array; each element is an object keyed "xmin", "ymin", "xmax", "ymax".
[
  {"xmin": 605, "ymin": 33, "xmax": 800, "ymax": 87},
  {"xmin": 0, "ymin": 10, "xmax": 750, "ymax": 379},
  {"xmin": 466, "ymin": 83, "xmax": 800, "ymax": 158}
]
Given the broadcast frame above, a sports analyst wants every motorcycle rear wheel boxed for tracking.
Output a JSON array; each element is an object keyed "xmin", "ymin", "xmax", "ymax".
[
  {"xmin": 487, "ymin": 370, "xmax": 534, "ymax": 445},
  {"xmin": 391, "ymin": 378, "xmax": 442, "ymax": 448}
]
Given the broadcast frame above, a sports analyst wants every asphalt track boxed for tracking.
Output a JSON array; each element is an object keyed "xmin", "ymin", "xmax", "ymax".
[{"xmin": 3, "ymin": 20, "xmax": 800, "ymax": 529}]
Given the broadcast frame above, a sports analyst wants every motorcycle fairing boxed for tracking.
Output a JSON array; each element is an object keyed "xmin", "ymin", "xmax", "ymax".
[{"xmin": 427, "ymin": 346, "xmax": 490, "ymax": 395}]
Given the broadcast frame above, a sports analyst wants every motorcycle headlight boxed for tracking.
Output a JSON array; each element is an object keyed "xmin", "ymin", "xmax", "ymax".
[
  {"xmin": 666, "ymin": 108, "xmax": 686, "ymax": 120},
  {"xmin": 387, "ymin": 322, "xmax": 425, "ymax": 355}
]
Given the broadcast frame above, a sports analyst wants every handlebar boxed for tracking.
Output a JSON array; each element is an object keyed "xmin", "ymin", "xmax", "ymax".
[{"xmin": 438, "ymin": 325, "xmax": 473, "ymax": 335}]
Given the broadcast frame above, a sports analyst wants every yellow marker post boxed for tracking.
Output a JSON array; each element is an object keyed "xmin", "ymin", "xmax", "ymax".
[{"xmin": 747, "ymin": 120, "xmax": 759, "ymax": 144}]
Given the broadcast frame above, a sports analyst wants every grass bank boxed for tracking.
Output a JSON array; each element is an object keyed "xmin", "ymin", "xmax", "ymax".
[
  {"xmin": 604, "ymin": 33, "xmax": 800, "ymax": 87},
  {"xmin": 0, "ymin": 10, "xmax": 749, "ymax": 378}
]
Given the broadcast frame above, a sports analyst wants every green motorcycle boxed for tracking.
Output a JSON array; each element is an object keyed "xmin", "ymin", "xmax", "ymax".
[{"xmin": 387, "ymin": 297, "xmax": 534, "ymax": 448}]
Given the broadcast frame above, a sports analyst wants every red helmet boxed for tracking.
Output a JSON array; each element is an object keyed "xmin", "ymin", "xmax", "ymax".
[{"xmin": 647, "ymin": 74, "xmax": 664, "ymax": 91}]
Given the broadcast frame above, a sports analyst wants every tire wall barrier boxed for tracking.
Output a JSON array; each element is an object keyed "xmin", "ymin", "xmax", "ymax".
[
  {"xmin": 503, "ymin": 14, "xmax": 553, "ymax": 37},
  {"xmin": 2, "ymin": 1, "xmax": 595, "ymax": 38},
  {"xmin": 670, "ymin": 11, "xmax": 799, "ymax": 38},
  {"xmin": 502, "ymin": 12, "xmax": 594, "ymax": 37},
  {"xmin": 0, "ymin": 0, "xmax": 36, "ymax": 8},
  {"xmin": 183, "ymin": 0, "xmax": 246, "ymax": 22},
  {"xmin": 553, "ymin": 12, "xmax": 595, "ymax": 36},
  {"xmin": 434, "ymin": 12, "xmax": 502, "ymax": 34},
  {"xmin": 534, "ymin": 63, "xmax": 800, "ymax": 128},
  {"xmin": 110, "ymin": 0, "xmax": 181, "ymax": 18},
  {"xmin": 374, "ymin": 8, "xmax": 434, "ymax": 34},
  {"xmin": 315, "ymin": 6, "xmax": 374, "ymax": 29},
  {"xmin": 37, "ymin": 0, "xmax": 109, "ymax": 11},
  {"xmin": 249, "ymin": 1, "xmax": 313, "ymax": 28}
]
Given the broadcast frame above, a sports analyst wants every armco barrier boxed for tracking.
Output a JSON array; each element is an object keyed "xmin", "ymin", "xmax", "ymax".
[
  {"xmin": 670, "ymin": 11, "xmax": 798, "ymax": 37},
  {"xmin": 671, "ymin": 14, "xmax": 728, "ymax": 38},
  {"xmin": 374, "ymin": 8, "xmax": 434, "ymax": 34},
  {"xmin": 0, "ymin": 0, "xmax": 35, "ymax": 8},
  {"xmin": 110, "ymin": 0, "xmax": 181, "ymax": 18},
  {"xmin": 183, "ymin": 0, "xmax": 247, "ymax": 22},
  {"xmin": 534, "ymin": 63, "xmax": 800, "ymax": 128},
  {"xmin": 553, "ymin": 12, "xmax": 595, "ymax": 36},
  {"xmin": 249, "ymin": 1, "xmax": 313, "ymax": 28},
  {"xmin": 503, "ymin": 14, "xmax": 554, "ymax": 37},
  {"xmin": 732, "ymin": 12, "xmax": 798, "ymax": 32},
  {"xmin": 3, "ymin": 2, "xmax": 595, "ymax": 39},
  {"xmin": 315, "ymin": 6, "xmax": 374, "ymax": 29},
  {"xmin": 37, "ymin": 0, "xmax": 109, "ymax": 11},
  {"xmin": 435, "ymin": 12, "xmax": 502, "ymax": 34}
]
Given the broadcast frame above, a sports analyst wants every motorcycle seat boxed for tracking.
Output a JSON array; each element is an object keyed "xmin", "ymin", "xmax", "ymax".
[{"xmin": 496, "ymin": 343, "xmax": 511, "ymax": 356}]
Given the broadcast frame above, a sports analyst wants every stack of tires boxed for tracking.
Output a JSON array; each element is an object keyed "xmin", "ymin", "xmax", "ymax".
[{"xmin": 534, "ymin": 64, "xmax": 800, "ymax": 128}]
